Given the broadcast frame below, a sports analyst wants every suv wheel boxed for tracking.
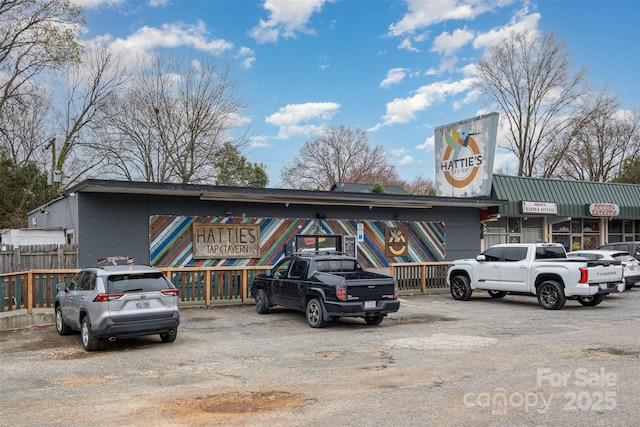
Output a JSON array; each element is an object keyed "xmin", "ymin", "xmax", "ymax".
[
  {"xmin": 55, "ymin": 306, "xmax": 72, "ymax": 335},
  {"xmin": 255, "ymin": 288, "xmax": 269, "ymax": 314},
  {"xmin": 160, "ymin": 328, "xmax": 177, "ymax": 343},
  {"xmin": 81, "ymin": 317, "xmax": 100, "ymax": 351},
  {"xmin": 306, "ymin": 298, "xmax": 327, "ymax": 328},
  {"xmin": 536, "ymin": 280, "xmax": 566, "ymax": 310}
]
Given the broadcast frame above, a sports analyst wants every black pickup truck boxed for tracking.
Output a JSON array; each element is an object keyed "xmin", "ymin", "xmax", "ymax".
[{"xmin": 250, "ymin": 252, "xmax": 400, "ymax": 328}]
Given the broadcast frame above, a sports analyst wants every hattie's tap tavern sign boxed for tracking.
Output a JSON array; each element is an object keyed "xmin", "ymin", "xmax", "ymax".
[{"xmin": 193, "ymin": 223, "xmax": 260, "ymax": 259}]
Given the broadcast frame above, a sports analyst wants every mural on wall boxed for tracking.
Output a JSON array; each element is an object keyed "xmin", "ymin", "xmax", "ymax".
[{"xmin": 149, "ymin": 215, "xmax": 445, "ymax": 268}]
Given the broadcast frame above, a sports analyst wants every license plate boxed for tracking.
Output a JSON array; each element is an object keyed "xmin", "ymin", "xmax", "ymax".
[
  {"xmin": 599, "ymin": 284, "xmax": 610, "ymax": 290},
  {"xmin": 628, "ymin": 266, "xmax": 637, "ymax": 271},
  {"xmin": 135, "ymin": 301, "xmax": 151, "ymax": 309},
  {"xmin": 364, "ymin": 300, "xmax": 376, "ymax": 309}
]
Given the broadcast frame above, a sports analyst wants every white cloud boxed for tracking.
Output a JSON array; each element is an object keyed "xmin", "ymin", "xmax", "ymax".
[
  {"xmin": 492, "ymin": 150, "xmax": 518, "ymax": 174},
  {"xmin": 265, "ymin": 102, "xmax": 340, "ymax": 138},
  {"xmin": 391, "ymin": 148, "xmax": 409, "ymax": 156},
  {"xmin": 237, "ymin": 46, "xmax": 256, "ymax": 70},
  {"xmin": 71, "ymin": 0, "xmax": 125, "ymax": 8},
  {"xmin": 249, "ymin": 135, "xmax": 270, "ymax": 148},
  {"xmin": 379, "ymin": 78, "xmax": 477, "ymax": 126},
  {"xmin": 90, "ymin": 21, "xmax": 234, "ymax": 68},
  {"xmin": 398, "ymin": 155, "xmax": 415, "ymax": 165},
  {"xmin": 389, "ymin": 0, "xmax": 506, "ymax": 37},
  {"xmin": 250, "ymin": 0, "xmax": 330, "ymax": 43},
  {"xmin": 398, "ymin": 37, "xmax": 420, "ymax": 52},
  {"xmin": 380, "ymin": 68, "xmax": 409, "ymax": 88},
  {"xmin": 416, "ymin": 135, "xmax": 435, "ymax": 151},
  {"xmin": 431, "ymin": 28, "xmax": 475, "ymax": 56},
  {"xmin": 147, "ymin": 0, "xmax": 169, "ymax": 6},
  {"xmin": 473, "ymin": 12, "xmax": 540, "ymax": 50}
]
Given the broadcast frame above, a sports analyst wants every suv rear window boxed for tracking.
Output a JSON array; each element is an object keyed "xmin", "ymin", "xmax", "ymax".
[{"xmin": 107, "ymin": 272, "xmax": 171, "ymax": 293}]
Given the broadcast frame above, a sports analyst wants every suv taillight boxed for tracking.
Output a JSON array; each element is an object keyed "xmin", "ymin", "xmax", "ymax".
[
  {"xmin": 394, "ymin": 283, "xmax": 398, "ymax": 299},
  {"xmin": 161, "ymin": 289, "xmax": 179, "ymax": 296},
  {"xmin": 336, "ymin": 285, "xmax": 347, "ymax": 301},
  {"xmin": 94, "ymin": 293, "xmax": 124, "ymax": 302},
  {"xmin": 579, "ymin": 267, "xmax": 588, "ymax": 284}
]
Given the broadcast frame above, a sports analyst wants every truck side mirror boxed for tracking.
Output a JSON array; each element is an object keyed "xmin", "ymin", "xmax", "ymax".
[{"xmin": 476, "ymin": 255, "xmax": 486, "ymax": 262}]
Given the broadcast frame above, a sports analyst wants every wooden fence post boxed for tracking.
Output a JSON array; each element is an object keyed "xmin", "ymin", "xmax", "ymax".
[{"xmin": 27, "ymin": 272, "xmax": 33, "ymax": 315}]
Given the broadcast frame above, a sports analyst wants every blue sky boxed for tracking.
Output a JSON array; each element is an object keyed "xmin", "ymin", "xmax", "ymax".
[{"xmin": 74, "ymin": 0, "xmax": 640, "ymax": 187}]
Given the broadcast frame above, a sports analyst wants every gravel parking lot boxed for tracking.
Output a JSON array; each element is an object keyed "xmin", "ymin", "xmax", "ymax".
[{"xmin": 1, "ymin": 288, "xmax": 639, "ymax": 427}]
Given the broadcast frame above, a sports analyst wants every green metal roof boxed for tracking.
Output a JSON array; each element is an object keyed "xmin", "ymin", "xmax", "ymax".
[{"xmin": 492, "ymin": 175, "xmax": 640, "ymax": 218}]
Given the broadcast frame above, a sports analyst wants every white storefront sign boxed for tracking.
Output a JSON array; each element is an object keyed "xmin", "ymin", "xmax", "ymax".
[
  {"xmin": 588, "ymin": 203, "xmax": 619, "ymax": 217},
  {"xmin": 521, "ymin": 201, "xmax": 558, "ymax": 214}
]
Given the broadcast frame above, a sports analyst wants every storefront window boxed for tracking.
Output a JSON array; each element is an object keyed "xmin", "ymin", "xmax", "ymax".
[
  {"xmin": 552, "ymin": 218, "xmax": 602, "ymax": 251},
  {"xmin": 607, "ymin": 220, "xmax": 640, "ymax": 243},
  {"xmin": 485, "ymin": 216, "xmax": 543, "ymax": 246}
]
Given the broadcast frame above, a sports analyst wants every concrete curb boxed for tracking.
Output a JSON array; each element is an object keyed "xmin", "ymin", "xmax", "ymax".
[{"xmin": 0, "ymin": 309, "xmax": 54, "ymax": 331}]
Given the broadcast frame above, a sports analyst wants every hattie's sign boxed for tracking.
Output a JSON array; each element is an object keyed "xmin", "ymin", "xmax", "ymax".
[{"xmin": 193, "ymin": 224, "xmax": 260, "ymax": 259}]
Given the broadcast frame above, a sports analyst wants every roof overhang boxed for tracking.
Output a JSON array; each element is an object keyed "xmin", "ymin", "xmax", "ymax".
[{"xmin": 48, "ymin": 179, "xmax": 506, "ymax": 211}]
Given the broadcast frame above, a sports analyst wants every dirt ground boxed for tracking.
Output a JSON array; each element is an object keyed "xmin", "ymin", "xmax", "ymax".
[{"xmin": 1, "ymin": 289, "xmax": 639, "ymax": 426}]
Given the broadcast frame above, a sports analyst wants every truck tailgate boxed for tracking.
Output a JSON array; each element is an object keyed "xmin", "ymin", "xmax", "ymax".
[
  {"xmin": 585, "ymin": 261, "xmax": 623, "ymax": 283},
  {"xmin": 345, "ymin": 278, "xmax": 397, "ymax": 300}
]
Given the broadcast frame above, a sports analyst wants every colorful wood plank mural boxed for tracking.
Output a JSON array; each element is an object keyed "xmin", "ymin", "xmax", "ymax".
[{"xmin": 149, "ymin": 215, "xmax": 445, "ymax": 268}]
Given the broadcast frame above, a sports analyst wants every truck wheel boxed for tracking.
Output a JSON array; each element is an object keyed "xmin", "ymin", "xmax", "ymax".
[
  {"xmin": 55, "ymin": 306, "xmax": 72, "ymax": 335},
  {"xmin": 487, "ymin": 290, "xmax": 507, "ymax": 299},
  {"xmin": 306, "ymin": 298, "xmax": 327, "ymax": 328},
  {"xmin": 255, "ymin": 288, "xmax": 269, "ymax": 314},
  {"xmin": 81, "ymin": 317, "xmax": 100, "ymax": 351},
  {"xmin": 536, "ymin": 280, "xmax": 566, "ymax": 310},
  {"xmin": 577, "ymin": 295, "xmax": 604, "ymax": 306},
  {"xmin": 450, "ymin": 275, "xmax": 472, "ymax": 301},
  {"xmin": 364, "ymin": 315, "xmax": 384, "ymax": 325}
]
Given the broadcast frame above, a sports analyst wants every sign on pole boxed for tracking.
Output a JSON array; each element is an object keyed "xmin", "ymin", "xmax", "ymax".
[{"xmin": 434, "ymin": 112, "xmax": 499, "ymax": 197}]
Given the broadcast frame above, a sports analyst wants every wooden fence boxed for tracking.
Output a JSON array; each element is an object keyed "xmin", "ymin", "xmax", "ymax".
[
  {"xmin": 0, "ymin": 244, "xmax": 78, "ymax": 274},
  {"xmin": 0, "ymin": 262, "xmax": 452, "ymax": 314}
]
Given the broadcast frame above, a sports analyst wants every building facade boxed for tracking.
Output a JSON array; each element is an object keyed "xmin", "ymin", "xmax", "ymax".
[
  {"xmin": 485, "ymin": 175, "xmax": 640, "ymax": 251},
  {"xmin": 28, "ymin": 180, "xmax": 503, "ymax": 268}
]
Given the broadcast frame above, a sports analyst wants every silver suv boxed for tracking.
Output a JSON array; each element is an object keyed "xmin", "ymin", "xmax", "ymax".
[{"xmin": 54, "ymin": 263, "xmax": 180, "ymax": 351}]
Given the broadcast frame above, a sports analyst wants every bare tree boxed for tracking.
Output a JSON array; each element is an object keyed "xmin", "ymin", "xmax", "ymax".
[
  {"xmin": 555, "ymin": 90, "xmax": 640, "ymax": 182},
  {"xmin": 0, "ymin": 0, "xmax": 83, "ymax": 164},
  {"xmin": 476, "ymin": 32, "xmax": 586, "ymax": 177},
  {"xmin": 280, "ymin": 125, "xmax": 402, "ymax": 190},
  {"xmin": 94, "ymin": 53, "xmax": 248, "ymax": 183},
  {"xmin": 404, "ymin": 175, "xmax": 435, "ymax": 195},
  {"xmin": 0, "ymin": 91, "xmax": 50, "ymax": 166},
  {"xmin": 46, "ymin": 47, "xmax": 125, "ymax": 189}
]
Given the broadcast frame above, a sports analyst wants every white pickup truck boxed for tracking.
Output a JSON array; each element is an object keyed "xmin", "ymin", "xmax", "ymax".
[{"xmin": 447, "ymin": 243, "xmax": 625, "ymax": 310}]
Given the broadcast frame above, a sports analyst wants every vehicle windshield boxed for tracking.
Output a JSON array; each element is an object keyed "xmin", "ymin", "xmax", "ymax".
[{"xmin": 107, "ymin": 272, "xmax": 171, "ymax": 293}]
